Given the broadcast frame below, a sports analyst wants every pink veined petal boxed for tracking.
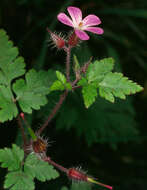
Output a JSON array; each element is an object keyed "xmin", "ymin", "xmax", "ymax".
[
  {"xmin": 57, "ymin": 13, "xmax": 73, "ymax": 27},
  {"xmin": 67, "ymin": 6, "xmax": 82, "ymax": 27},
  {"xmin": 84, "ymin": 27, "xmax": 104, "ymax": 35},
  {"xmin": 82, "ymin": 15, "xmax": 101, "ymax": 28},
  {"xmin": 75, "ymin": 29, "xmax": 89, "ymax": 40}
]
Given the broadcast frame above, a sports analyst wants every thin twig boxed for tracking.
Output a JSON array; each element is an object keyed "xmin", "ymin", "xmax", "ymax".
[
  {"xmin": 37, "ymin": 90, "xmax": 68, "ymax": 135},
  {"xmin": 44, "ymin": 157, "xmax": 68, "ymax": 173},
  {"xmin": 66, "ymin": 47, "xmax": 71, "ymax": 82},
  {"xmin": 17, "ymin": 115, "xmax": 27, "ymax": 147}
]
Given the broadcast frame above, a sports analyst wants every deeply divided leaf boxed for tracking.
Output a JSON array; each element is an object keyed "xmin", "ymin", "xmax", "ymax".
[
  {"xmin": 82, "ymin": 84, "xmax": 98, "ymax": 108},
  {"xmin": 50, "ymin": 70, "xmax": 72, "ymax": 92},
  {"xmin": 0, "ymin": 86, "xmax": 18, "ymax": 122},
  {"xmin": 4, "ymin": 171, "xmax": 35, "ymax": 190},
  {"xmin": 0, "ymin": 144, "xmax": 24, "ymax": 171},
  {"xmin": 0, "ymin": 30, "xmax": 26, "ymax": 122},
  {"xmin": 0, "ymin": 30, "xmax": 25, "ymax": 86},
  {"xmin": 79, "ymin": 58, "xmax": 143, "ymax": 107},
  {"xmin": 56, "ymin": 71, "xmax": 66, "ymax": 84},
  {"xmin": 24, "ymin": 154, "xmax": 59, "ymax": 181},
  {"xmin": 99, "ymin": 72, "xmax": 143, "ymax": 102},
  {"xmin": 50, "ymin": 80, "xmax": 65, "ymax": 91},
  {"xmin": 0, "ymin": 145, "xmax": 59, "ymax": 189},
  {"xmin": 86, "ymin": 58, "xmax": 114, "ymax": 83},
  {"xmin": 13, "ymin": 69, "xmax": 50, "ymax": 113}
]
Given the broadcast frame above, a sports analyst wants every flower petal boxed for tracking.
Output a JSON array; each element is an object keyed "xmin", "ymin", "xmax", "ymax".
[
  {"xmin": 84, "ymin": 27, "xmax": 104, "ymax": 35},
  {"xmin": 82, "ymin": 15, "xmax": 101, "ymax": 28},
  {"xmin": 67, "ymin": 6, "xmax": 82, "ymax": 27},
  {"xmin": 75, "ymin": 29, "xmax": 89, "ymax": 40},
  {"xmin": 57, "ymin": 13, "xmax": 73, "ymax": 27}
]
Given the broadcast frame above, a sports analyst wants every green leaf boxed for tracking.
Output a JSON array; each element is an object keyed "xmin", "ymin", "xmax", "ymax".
[
  {"xmin": 56, "ymin": 71, "xmax": 66, "ymax": 84},
  {"xmin": 71, "ymin": 182, "xmax": 91, "ymax": 190},
  {"xmin": 0, "ymin": 30, "xmax": 25, "ymax": 86},
  {"xmin": 56, "ymin": 96, "xmax": 139, "ymax": 147},
  {"xmin": 13, "ymin": 69, "xmax": 50, "ymax": 113},
  {"xmin": 78, "ymin": 77, "xmax": 88, "ymax": 86},
  {"xmin": 99, "ymin": 72, "xmax": 143, "ymax": 102},
  {"xmin": 4, "ymin": 171, "xmax": 35, "ymax": 190},
  {"xmin": 0, "ymin": 144, "xmax": 24, "ymax": 171},
  {"xmin": 0, "ymin": 86, "xmax": 18, "ymax": 122},
  {"xmin": 61, "ymin": 183, "xmax": 92, "ymax": 190},
  {"xmin": 86, "ymin": 58, "xmax": 114, "ymax": 83},
  {"xmin": 78, "ymin": 78, "xmax": 98, "ymax": 108},
  {"xmin": 73, "ymin": 54, "xmax": 80, "ymax": 72},
  {"xmin": 82, "ymin": 84, "xmax": 98, "ymax": 108},
  {"xmin": 50, "ymin": 71, "xmax": 72, "ymax": 91},
  {"xmin": 61, "ymin": 187, "xmax": 68, "ymax": 190},
  {"xmin": 50, "ymin": 80, "xmax": 65, "ymax": 91},
  {"xmin": 65, "ymin": 82, "xmax": 72, "ymax": 90},
  {"xmin": 24, "ymin": 154, "xmax": 59, "ymax": 182}
]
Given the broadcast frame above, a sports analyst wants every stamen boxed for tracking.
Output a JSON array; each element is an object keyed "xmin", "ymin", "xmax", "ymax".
[{"xmin": 78, "ymin": 22, "xmax": 83, "ymax": 28}]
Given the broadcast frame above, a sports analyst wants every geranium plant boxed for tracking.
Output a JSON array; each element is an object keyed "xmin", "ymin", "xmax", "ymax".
[{"xmin": 0, "ymin": 6, "xmax": 143, "ymax": 190}]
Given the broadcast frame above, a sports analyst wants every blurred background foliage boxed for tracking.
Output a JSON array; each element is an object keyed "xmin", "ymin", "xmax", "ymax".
[{"xmin": 0, "ymin": 0, "xmax": 147, "ymax": 189}]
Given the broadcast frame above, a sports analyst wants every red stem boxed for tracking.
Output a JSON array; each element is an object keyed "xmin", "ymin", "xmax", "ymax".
[
  {"xmin": 45, "ymin": 157, "xmax": 68, "ymax": 173},
  {"xmin": 17, "ymin": 115, "xmax": 27, "ymax": 148},
  {"xmin": 37, "ymin": 90, "xmax": 68, "ymax": 135},
  {"xmin": 66, "ymin": 47, "xmax": 71, "ymax": 82}
]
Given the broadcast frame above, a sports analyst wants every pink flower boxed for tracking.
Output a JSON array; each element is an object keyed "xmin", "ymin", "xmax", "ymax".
[{"xmin": 57, "ymin": 6, "xmax": 104, "ymax": 40}]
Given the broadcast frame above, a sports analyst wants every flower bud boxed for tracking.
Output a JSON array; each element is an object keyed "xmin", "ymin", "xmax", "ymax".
[
  {"xmin": 67, "ymin": 167, "xmax": 112, "ymax": 189},
  {"xmin": 67, "ymin": 168, "xmax": 87, "ymax": 181},
  {"xmin": 27, "ymin": 135, "xmax": 49, "ymax": 159},
  {"xmin": 47, "ymin": 28, "xmax": 65, "ymax": 49},
  {"xmin": 32, "ymin": 137, "xmax": 47, "ymax": 153},
  {"xmin": 68, "ymin": 31, "xmax": 79, "ymax": 47}
]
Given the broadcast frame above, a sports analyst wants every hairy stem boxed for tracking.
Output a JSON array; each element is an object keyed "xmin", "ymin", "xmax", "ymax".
[
  {"xmin": 45, "ymin": 157, "xmax": 68, "ymax": 173},
  {"xmin": 66, "ymin": 47, "xmax": 71, "ymax": 82},
  {"xmin": 17, "ymin": 115, "xmax": 27, "ymax": 148},
  {"xmin": 38, "ymin": 90, "xmax": 68, "ymax": 135}
]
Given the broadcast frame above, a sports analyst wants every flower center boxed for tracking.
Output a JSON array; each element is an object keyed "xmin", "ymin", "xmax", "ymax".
[{"xmin": 78, "ymin": 22, "xmax": 83, "ymax": 29}]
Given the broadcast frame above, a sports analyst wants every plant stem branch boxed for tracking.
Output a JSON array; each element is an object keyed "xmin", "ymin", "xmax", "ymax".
[
  {"xmin": 17, "ymin": 115, "xmax": 27, "ymax": 147},
  {"xmin": 45, "ymin": 157, "xmax": 68, "ymax": 173},
  {"xmin": 38, "ymin": 90, "xmax": 68, "ymax": 135},
  {"xmin": 66, "ymin": 47, "xmax": 71, "ymax": 82}
]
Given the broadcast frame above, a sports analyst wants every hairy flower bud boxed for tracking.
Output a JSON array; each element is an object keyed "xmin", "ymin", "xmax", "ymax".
[
  {"xmin": 47, "ymin": 28, "xmax": 65, "ymax": 49},
  {"xmin": 68, "ymin": 167, "xmax": 87, "ymax": 181},
  {"xmin": 67, "ymin": 167, "xmax": 112, "ymax": 189},
  {"xmin": 68, "ymin": 31, "xmax": 79, "ymax": 47},
  {"xmin": 32, "ymin": 137, "xmax": 47, "ymax": 153},
  {"xmin": 27, "ymin": 135, "xmax": 49, "ymax": 159}
]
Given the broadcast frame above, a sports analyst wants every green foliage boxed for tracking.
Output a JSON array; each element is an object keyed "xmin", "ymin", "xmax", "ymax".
[
  {"xmin": 99, "ymin": 72, "xmax": 143, "ymax": 103},
  {"xmin": 0, "ymin": 29, "xmax": 26, "ymax": 122},
  {"xmin": 0, "ymin": 30, "xmax": 25, "ymax": 86},
  {"xmin": 71, "ymin": 183, "xmax": 91, "ymax": 190},
  {"xmin": 50, "ymin": 71, "xmax": 72, "ymax": 91},
  {"xmin": 0, "ymin": 86, "xmax": 18, "ymax": 122},
  {"xmin": 13, "ymin": 69, "xmax": 51, "ymax": 113},
  {"xmin": 0, "ymin": 144, "xmax": 24, "ymax": 171},
  {"xmin": 61, "ymin": 187, "xmax": 69, "ymax": 190},
  {"xmin": 56, "ymin": 95, "xmax": 139, "ymax": 147},
  {"xmin": 79, "ymin": 58, "xmax": 143, "ymax": 107},
  {"xmin": 61, "ymin": 182, "xmax": 91, "ymax": 190},
  {"xmin": 81, "ymin": 82, "xmax": 98, "ymax": 108},
  {"xmin": 0, "ymin": 30, "xmax": 57, "ymax": 121},
  {"xmin": 73, "ymin": 55, "xmax": 80, "ymax": 72},
  {"xmin": 86, "ymin": 58, "xmax": 114, "ymax": 83},
  {"xmin": 0, "ymin": 144, "xmax": 59, "ymax": 190},
  {"xmin": 4, "ymin": 171, "xmax": 35, "ymax": 190},
  {"xmin": 24, "ymin": 154, "xmax": 59, "ymax": 181}
]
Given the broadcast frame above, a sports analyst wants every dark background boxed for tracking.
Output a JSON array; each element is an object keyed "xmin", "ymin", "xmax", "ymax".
[{"xmin": 0, "ymin": 0, "xmax": 147, "ymax": 190}]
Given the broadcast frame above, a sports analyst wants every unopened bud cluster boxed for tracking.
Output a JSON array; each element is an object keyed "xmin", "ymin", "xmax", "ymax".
[
  {"xmin": 47, "ymin": 28, "xmax": 80, "ymax": 50},
  {"xmin": 27, "ymin": 135, "xmax": 49, "ymax": 158}
]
